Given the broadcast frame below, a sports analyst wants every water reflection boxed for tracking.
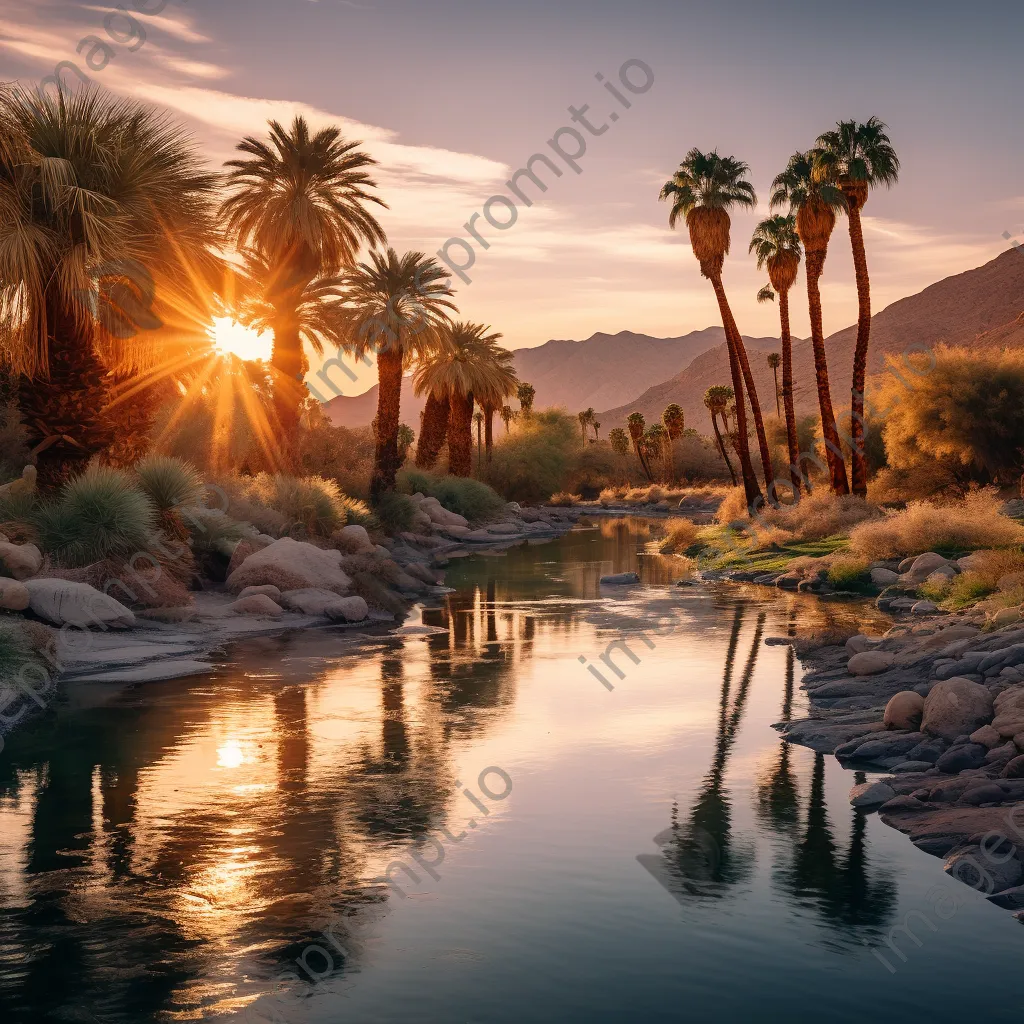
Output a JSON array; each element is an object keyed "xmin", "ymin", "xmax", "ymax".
[{"xmin": 0, "ymin": 519, "xmax": 903, "ymax": 1023}]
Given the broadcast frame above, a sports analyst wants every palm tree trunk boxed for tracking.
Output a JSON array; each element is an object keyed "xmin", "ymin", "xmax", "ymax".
[
  {"xmin": 371, "ymin": 346, "xmax": 404, "ymax": 499},
  {"xmin": 20, "ymin": 290, "xmax": 114, "ymax": 489},
  {"xmin": 447, "ymin": 391, "xmax": 473, "ymax": 476},
  {"xmin": 415, "ymin": 391, "xmax": 450, "ymax": 470},
  {"xmin": 773, "ymin": 366, "xmax": 781, "ymax": 417},
  {"xmin": 711, "ymin": 412, "xmax": 737, "ymax": 485},
  {"xmin": 484, "ymin": 404, "xmax": 494, "ymax": 461},
  {"xmin": 847, "ymin": 201, "xmax": 872, "ymax": 498},
  {"xmin": 632, "ymin": 438, "xmax": 653, "ymax": 482},
  {"xmin": 779, "ymin": 289, "xmax": 802, "ymax": 500},
  {"xmin": 476, "ymin": 418, "xmax": 483, "ymax": 473},
  {"xmin": 805, "ymin": 250, "xmax": 850, "ymax": 495},
  {"xmin": 709, "ymin": 275, "xmax": 763, "ymax": 509},
  {"xmin": 269, "ymin": 303, "xmax": 305, "ymax": 463}
]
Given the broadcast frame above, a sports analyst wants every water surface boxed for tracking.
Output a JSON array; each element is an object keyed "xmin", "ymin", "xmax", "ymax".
[{"xmin": 1, "ymin": 518, "xmax": 1021, "ymax": 1022}]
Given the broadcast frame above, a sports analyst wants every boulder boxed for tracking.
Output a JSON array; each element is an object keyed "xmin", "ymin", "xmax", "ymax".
[
  {"xmin": 0, "ymin": 465, "xmax": 36, "ymax": 501},
  {"xmin": 984, "ymin": 742, "xmax": 1019, "ymax": 766},
  {"xmin": 903, "ymin": 552, "xmax": 953, "ymax": 583},
  {"xmin": 0, "ymin": 577, "xmax": 30, "ymax": 612},
  {"xmin": 338, "ymin": 524, "xmax": 375, "ymax": 553},
  {"xmin": 1002, "ymin": 755, "xmax": 1024, "ymax": 779},
  {"xmin": 922, "ymin": 677, "xmax": 994, "ymax": 741},
  {"xmin": 998, "ymin": 573, "xmax": 1024, "ymax": 592},
  {"xmin": 884, "ymin": 691, "xmax": 925, "ymax": 731},
  {"xmin": 0, "ymin": 541, "xmax": 42, "ymax": 581},
  {"xmin": 226, "ymin": 537, "xmax": 271, "ymax": 577},
  {"xmin": 24, "ymin": 579, "xmax": 135, "ymax": 629},
  {"xmin": 850, "ymin": 781, "xmax": 895, "ymax": 808},
  {"xmin": 420, "ymin": 497, "xmax": 469, "ymax": 529},
  {"xmin": 846, "ymin": 634, "xmax": 882, "ymax": 655},
  {"xmin": 970, "ymin": 724, "xmax": 1004, "ymax": 749},
  {"xmin": 238, "ymin": 585, "xmax": 282, "ymax": 602},
  {"xmin": 227, "ymin": 595, "xmax": 283, "ymax": 617},
  {"xmin": 960, "ymin": 782, "xmax": 1007, "ymax": 805},
  {"xmin": 326, "ymin": 595, "xmax": 369, "ymax": 622},
  {"xmin": 912, "ymin": 600, "xmax": 939, "ymax": 615},
  {"xmin": 226, "ymin": 538, "xmax": 351, "ymax": 595},
  {"xmin": 935, "ymin": 743, "xmax": 987, "ymax": 773},
  {"xmin": 870, "ymin": 567, "xmax": 899, "ymax": 586},
  {"xmin": 945, "ymin": 847, "xmax": 1023, "ymax": 894},
  {"xmin": 280, "ymin": 588, "xmax": 347, "ymax": 615},
  {"xmin": 600, "ymin": 572, "xmax": 641, "ymax": 585},
  {"xmin": 848, "ymin": 650, "xmax": 896, "ymax": 676}
]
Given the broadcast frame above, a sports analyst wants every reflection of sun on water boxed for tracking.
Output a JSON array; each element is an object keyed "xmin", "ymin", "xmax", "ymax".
[
  {"xmin": 208, "ymin": 317, "xmax": 272, "ymax": 362},
  {"xmin": 217, "ymin": 740, "xmax": 246, "ymax": 769}
]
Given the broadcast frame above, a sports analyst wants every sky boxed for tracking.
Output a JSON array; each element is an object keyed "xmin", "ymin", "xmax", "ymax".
[{"xmin": 2, "ymin": 0, "xmax": 1023, "ymax": 395}]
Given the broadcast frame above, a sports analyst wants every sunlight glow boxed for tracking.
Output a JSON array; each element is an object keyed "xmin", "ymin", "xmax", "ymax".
[{"xmin": 208, "ymin": 317, "xmax": 272, "ymax": 362}]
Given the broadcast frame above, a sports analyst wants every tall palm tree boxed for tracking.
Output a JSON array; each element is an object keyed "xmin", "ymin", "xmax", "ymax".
[
  {"xmin": 766, "ymin": 352, "xmax": 782, "ymax": 416},
  {"xmin": 663, "ymin": 403, "xmax": 685, "ymax": 480},
  {"xmin": 704, "ymin": 386, "xmax": 737, "ymax": 486},
  {"xmin": 592, "ymin": 419, "xmax": 601, "ymax": 441},
  {"xmin": 609, "ymin": 427, "xmax": 630, "ymax": 458},
  {"xmin": 414, "ymin": 391, "xmax": 450, "ymax": 470},
  {"xmin": 770, "ymin": 151, "xmax": 850, "ymax": 495},
  {"xmin": 335, "ymin": 249, "xmax": 455, "ymax": 497},
  {"xmin": 499, "ymin": 404, "xmax": 515, "ymax": 435},
  {"xmin": 627, "ymin": 411, "xmax": 653, "ymax": 482},
  {"xmin": 661, "ymin": 149, "xmax": 772, "ymax": 509},
  {"xmin": 645, "ymin": 423, "xmax": 669, "ymax": 481},
  {"xmin": 221, "ymin": 116, "xmax": 386, "ymax": 446},
  {"xmin": 751, "ymin": 215, "xmax": 804, "ymax": 499},
  {"xmin": 814, "ymin": 119, "xmax": 900, "ymax": 497},
  {"xmin": 474, "ymin": 408, "xmax": 484, "ymax": 472},
  {"xmin": 517, "ymin": 381, "xmax": 535, "ymax": 417},
  {"xmin": 414, "ymin": 322, "xmax": 515, "ymax": 477},
  {"xmin": 0, "ymin": 87, "xmax": 221, "ymax": 486}
]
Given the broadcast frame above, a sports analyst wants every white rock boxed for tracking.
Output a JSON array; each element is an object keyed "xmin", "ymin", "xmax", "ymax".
[
  {"xmin": 339, "ymin": 524, "xmax": 375, "ymax": 552},
  {"xmin": 0, "ymin": 577, "xmax": 30, "ymax": 611},
  {"xmin": 280, "ymin": 588, "xmax": 347, "ymax": 615},
  {"xmin": 848, "ymin": 650, "xmax": 896, "ymax": 675},
  {"xmin": 226, "ymin": 538, "xmax": 351, "ymax": 595},
  {"xmin": 420, "ymin": 497, "xmax": 469, "ymax": 529},
  {"xmin": 24, "ymin": 579, "xmax": 135, "ymax": 629},
  {"xmin": 238, "ymin": 585, "xmax": 282, "ymax": 602},
  {"xmin": 0, "ymin": 541, "xmax": 42, "ymax": 581},
  {"xmin": 227, "ymin": 595, "xmax": 283, "ymax": 616}
]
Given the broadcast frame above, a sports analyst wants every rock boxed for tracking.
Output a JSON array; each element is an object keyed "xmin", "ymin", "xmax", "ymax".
[
  {"xmin": 850, "ymin": 781, "xmax": 896, "ymax": 808},
  {"xmin": 280, "ymin": 588, "xmax": 348, "ymax": 615},
  {"xmin": 227, "ymin": 594, "xmax": 283, "ymax": 617},
  {"xmin": 238, "ymin": 585, "xmax": 282, "ymax": 602},
  {"xmin": 998, "ymin": 573, "xmax": 1024, "ymax": 592},
  {"xmin": 903, "ymin": 552, "xmax": 953, "ymax": 583},
  {"xmin": 0, "ymin": 541, "xmax": 43, "ymax": 581},
  {"xmin": 984, "ymin": 742, "xmax": 1018, "ymax": 766},
  {"xmin": 600, "ymin": 572, "xmax": 641, "ymax": 585},
  {"xmin": 23, "ymin": 579, "xmax": 135, "ymax": 629},
  {"xmin": 945, "ymin": 847, "xmax": 1023, "ymax": 893},
  {"xmin": 404, "ymin": 562, "xmax": 440, "ymax": 586},
  {"xmin": 988, "ymin": 886, "xmax": 1024, "ymax": 911},
  {"xmin": 912, "ymin": 600, "xmax": 939, "ymax": 615},
  {"xmin": 891, "ymin": 761, "xmax": 938, "ymax": 774},
  {"xmin": 0, "ymin": 577, "xmax": 30, "ymax": 611},
  {"xmin": 846, "ymin": 634, "xmax": 882, "ymax": 655},
  {"xmin": 970, "ymin": 724, "xmax": 1004, "ymax": 749},
  {"xmin": 870, "ymin": 567, "xmax": 900, "ymax": 586},
  {"xmin": 959, "ymin": 782, "xmax": 1007, "ymax": 805},
  {"xmin": 0, "ymin": 465, "xmax": 36, "ymax": 501},
  {"xmin": 848, "ymin": 650, "xmax": 896, "ymax": 675},
  {"xmin": 922, "ymin": 677, "xmax": 994, "ymax": 741},
  {"xmin": 420, "ymin": 497, "xmax": 469, "ymax": 529},
  {"xmin": 325, "ymin": 595, "xmax": 369, "ymax": 622},
  {"xmin": 884, "ymin": 691, "xmax": 925, "ymax": 730},
  {"xmin": 992, "ymin": 608, "xmax": 1023, "ymax": 628},
  {"xmin": 226, "ymin": 539, "xmax": 263, "ymax": 578},
  {"xmin": 338, "ymin": 524, "xmax": 375, "ymax": 553},
  {"xmin": 226, "ymin": 538, "xmax": 352, "ymax": 595},
  {"xmin": 935, "ymin": 743, "xmax": 988, "ymax": 773},
  {"xmin": 1002, "ymin": 755, "xmax": 1024, "ymax": 779}
]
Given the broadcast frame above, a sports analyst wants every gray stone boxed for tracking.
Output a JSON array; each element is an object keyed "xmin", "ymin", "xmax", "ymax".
[
  {"xmin": 0, "ymin": 577, "xmax": 30, "ymax": 611},
  {"xmin": 912, "ymin": 600, "xmax": 939, "ymax": 615},
  {"xmin": 848, "ymin": 650, "xmax": 896, "ymax": 675},
  {"xmin": 959, "ymin": 783, "xmax": 1006, "ymax": 805},
  {"xmin": 922, "ymin": 677, "xmax": 994, "ymax": 741},
  {"xmin": 1003, "ymin": 755, "xmax": 1024, "ymax": 779},
  {"xmin": 325, "ymin": 595, "xmax": 369, "ymax": 622},
  {"xmin": 851, "ymin": 733, "xmax": 924, "ymax": 761},
  {"xmin": 850, "ymin": 781, "xmax": 896, "ymax": 808},
  {"xmin": 238, "ymin": 584, "xmax": 282, "ymax": 602},
  {"xmin": 935, "ymin": 743, "xmax": 988, "ymax": 773},
  {"xmin": 987, "ymin": 885, "xmax": 1024, "ymax": 910},
  {"xmin": 24, "ymin": 578, "xmax": 135, "ymax": 629},
  {"xmin": 891, "ymin": 761, "xmax": 939, "ymax": 774},
  {"xmin": 970, "ymin": 724, "xmax": 1003, "ymax": 749},
  {"xmin": 227, "ymin": 538, "xmax": 352, "ymax": 595},
  {"xmin": 870, "ymin": 567, "xmax": 900, "ymax": 586},
  {"xmin": 945, "ymin": 848, "xmax": 1023, "ymax": 893},
  {"xmin": 600, "ymin": 572, "xmax": 641, "ymax": 585}
]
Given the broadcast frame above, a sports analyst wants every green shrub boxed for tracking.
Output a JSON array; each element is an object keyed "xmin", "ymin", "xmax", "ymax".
[
  {"xmin": 213, "ymin": 473, "xmax": 350, "ymax": 538},
  {"xmin": 373, "ymin": 491, "xmax": 415, "ymax": 533},
  {"xmin": 183, "ymin": 506, "xmax": 256, "ymax": 556},
  {"xmin": 37, "ymin": 466, "xmax": 157, "ymax": 567},
  {"xmin": 398, "ymin": 468, "xmax": 506, "ymax": 524},
  {"xmin": 337, "ymin": 494, "xmax": 378, "ymax": 530},
  {"xmin": 135, "ymin": 456, "xmax": 205, "ymax": 514},
  {"xmin": 825, "ymin": 555, "xmax": 871, "ymax": 589},
  {"xmin": 0, "ymin": 488, "xmax": 39, "ymax": 544},
  {"xmin": 483, "ymin": 410, "xmax": 577, "ymax": 505},
  {"xmin": 942, "ymin": 572, "xmax": 995, "ymax": 609}
]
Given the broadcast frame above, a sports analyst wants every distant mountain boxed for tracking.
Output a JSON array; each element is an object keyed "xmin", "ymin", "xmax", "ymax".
[
  {"xmin": 599, "ymin": 247, "xmax": 1024, "ymax": 432},
  {"xmin": 323, "ymin": 377, "xmax": 424, "ymax": 431}
]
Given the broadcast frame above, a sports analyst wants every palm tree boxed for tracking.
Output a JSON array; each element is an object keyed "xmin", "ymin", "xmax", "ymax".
[
  {"xmin": 221, "ymin": 115, "xmax": 386, "ymax": 446},
  {"xmin": 627, "ymin": 411, "xmax": 653, "ymax": 482},
  {"xmin": 609, "ymin": 427, "xmax": 630, "ymax": 457},
  {"xmin": 414, "ymin": 391, "xmax": 450, "ymax": 470},
  {"xmin": 814, "ymin": 119, "xmax": 900, "ymax": 497},
  {"xmin": 517, "ymin": 381, "xmax": 535, "ymax": 418},
  {"xmin": 704, "ymin": 386, "xmax": 737, "ymax": 486},
  {"xmin": 0, "ymin": 87, "xmax": 220, "ymax": 486},
  {"xmin": 663, "ymin": 403, "xmax": 685, "ymax": 480},
  {"xmin": 578, "ymin": 410, "xmax": 589, "ymax": 443},
  {"xmin": 771, "ymin": 152, "xmax": 849, "ymax": 495},
  {"xmin": 645, "ymin": 423, "xmax": 669, "ymax": 481},
  {"xmin": 499, "ymin": 404, "xmax": 516, "ymax": 435},
  {"xmin": 592, "ymin": 419, "xmax": 601, "ymax": 441},
  {"xmin": 661, "ymin": 149, "xmax": 772, "ymax": 509},
  {"xmin": 335, "ymin": 249, "xmax": 455, "ymax": 497},
  {"xmin": 751, "ymin": 215, "xmax": 804, "ymax": 499},
  {"xmin": 473, "ymin": 408, "xmax": 484, "ymax": 472},
  {"xmin": 414, "ymin": 322, "xmax": 515, "ymax": 477},
  {"xmin": 766, "ymin": 353, "xmax": 782, "ymax": 416}
]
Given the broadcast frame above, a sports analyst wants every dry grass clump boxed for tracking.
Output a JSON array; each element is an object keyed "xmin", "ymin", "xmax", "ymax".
[
  {"xmin": 715, "ymin": 487, "xmax": 751, "ymax": 525},
  {"xmin": 716, "ymin": 488, "xmax": 878, "ymax": 545},
  {"xmin": 549, "ymin": 492, "xmax": 582, "ymax": 507},
  {"xmin": 659, "ymin": 519, "xmax": 700, "ymax": 554},
  {"xmin": 848, "ymin": 489, "xmax": 1024, "ymax": 560}
]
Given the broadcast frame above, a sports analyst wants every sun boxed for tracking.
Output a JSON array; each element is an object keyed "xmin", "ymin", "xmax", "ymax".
[{"xmin": 208, "ymin": 317, "xmax": 272, "ymax": 362}]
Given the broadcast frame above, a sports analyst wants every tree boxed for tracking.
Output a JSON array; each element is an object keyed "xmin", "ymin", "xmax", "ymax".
[
  {"xmin": 767, "ymin": 353, "xmax": 782, "ymax": 416},
  {"xmin": 704, "ymin": 386, "xmax": 737, "ymax": 486},
  {"xmin": 500, "ymin": 404, "xmax": 516, "ymax": 435},
  {"xmin": 414, "ymin": 392, "xmax": 450, "ymax": 470},
  {"xmin": 0, "ymin": 86, "xmax": 220, "ymax": 486},
  {"xmin": 814, "ymin": 119, "xmax": 900, "ymax": 497},
  {"xmin": 627, "ymin": 411, "xmax": 653, "ymax": 482},
  {"xmin": 751, "ymin": 215, "xmax": 804, "ymax": 499},
  {"xmin": 644, "ymin": 423, "xmax": 669, "ymax": 481},
  {"xmin": 413, "ymin": 322, "xmax": 515, "ymax": 477},
  {"xmin": 609, "ymin": 427, "xmax": 630, "ymax": 457},
  {"xmin": 222, "ymin": 116, "xmax": 386, "ymax": 447},
  {"xmin": 474, "ymin": 408, "xmax": 484, "ymax": 472},
  {"xmin": 334, "ymin": 249, "xmax": 455, "ymax": 497},
  {"xmin": 661, "ymin": 149, "xmax": 772, "ymax": 510},
  {"xmin": 578, "ymin": 409, "xmax": 590, "ymax": 442},
  {"xmin": 397, "ymin": 423, "xmax": 415, "ymax": 463},
  {"xmin": 771, "ymin": 151, "xmax": 850, "ymax": 495},
  {"xmin": 592, "ymin": 419, "xmax": 601, "ymax": 441},
  {"xmin": 517, "ymin": 381, "xmax": 536, "ymax": 417},
  {"xmin": 663, "ymin": 403, "xmax": 685, "ymax": 480}
]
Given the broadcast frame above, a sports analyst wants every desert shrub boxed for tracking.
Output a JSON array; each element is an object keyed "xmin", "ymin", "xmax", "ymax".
[
  {"xmin": 36, "ymin": 466, "xmax": 157, "ymax": 568},
  {"xmin": 135, "ymin": 455, "xmax": 205, "ymax": 538},
  {"xmin": 483, "ymin": 410, "xmax": 577, "ymax": 505},
  {"xmin": 295, "ymin": 408, "xmax": 377, "ymax": 501},
  {"xmin": 942, "ymin": 573, "xmax": 996, "ymax": 609},
  {"xmin": 716, "ymin": 488, "xmax": 751, "ymax": 525},
  {"xmin": 659, "ymin": 519, "xmax": 700, "ymax": 554},
  {"xmin": 549, "ymin": 492, "xmax": 580, "ymax": 507},
  {"xmin": 373, "ymin": 491, "xmax": 416, "ymax": 533},
  {"xmin": 565, "ymin": 442, "xmax": 631, "ymax": 497},
  {"xmin": 398, "ymin": 468, "xmax": 505, "ymax": 524},
  {"xmin": 336, "ymin": 495, "xmax": 378, "ymax": 530},
  {"xmin": 214, "ymin": 473, "xmax": 351, "ymax": 538},
  {"xmin": 0, "ymin": 489, "xmax": 39, "ymax": 544},
  {"xmin": 848, "ymin": 490, "xmax": 1024, "ymax": 560},
  {"xmin": 185, "ymin": 506, "xmax": 257, "ymax": 554},
  {"xmin": 825, "ymin": 555, "xmax": 871, "ymax": 588},
  {"xmin": 875, "ymin": 345, "xmax": 1024, "ymax": 491},
  {"xmin": 673, "ymin": 432, "xmax": 735, "ymax": 483},
  {"xmin": 341, "ymin": 551, "xmax": 402, "ymax": 584},
  {"xmin": 757, "ymin": 492, "xmax": 881, "ymax": 543}
]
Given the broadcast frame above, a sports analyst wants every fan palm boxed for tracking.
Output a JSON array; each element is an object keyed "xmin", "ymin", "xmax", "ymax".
[
  {"xmin": 609, "ymin": 426, "xmax": 630, "ymax": 458},
  {"xmin": 766, "ymin": 353, "xmax": 782, "ymax": 416},
  {"xmin": 517, "ymin": 381, "xmax": 535, "ymax": 417},
  {"xmin": 751, "ymin": 215, "xmax": 804, "ymax": 498},
  {"xmin": 663, "ymin": 403, "xmax": 685, "ymax": 479},
  {"xmin": 334, "ymin": 248, "xmax": 455, "ymax": 496},
  {"xmin": 414, "ymin": 391, "xmax": 450, "ymax": 470},
  {"xmin": 221, "ymin": 116, "xmax": 386, "ymax": 445},
  {"xmin": 660, "ymin": 149, "xmax": 771, "ymax": 509},
  {"xmin": 814, "ymin": 119, "xmax": 899, "ymax": 497},
  {"xmin": 770, "ymin": 152, "xmax": 849, "ymax": 495},
  {"xmin": 500, "ymin": 404, "xmax": 516, "ymax": 434},
  {"xmin": 414, "ymin": 322, "xmax": 515, "ymax": 477},
  {"xmin": 626, "ymin": 411, "xmax": 653, "ymax": 482},
  {"xmin": 704, "ymin": 386, "xmax": 737, "ymax": 486},
  {"xmin": 0, "ymin": 86, "xmax": 221, "ymax": 486}
]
